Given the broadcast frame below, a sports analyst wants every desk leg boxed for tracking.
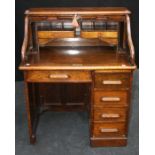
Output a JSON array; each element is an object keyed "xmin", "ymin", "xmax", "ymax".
[
  {"xmin": 90, "ymin": 72, "xmax": 94, "ymax": 145},
  {"xmin": 24, "ymin": 81, "xmax": 37, "ymax": 144}
]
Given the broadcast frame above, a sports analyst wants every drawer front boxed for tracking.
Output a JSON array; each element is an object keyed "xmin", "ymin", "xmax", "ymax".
[
  {"xmin": 94, "ymin": 90, "xmax": 128, "ymax": 107},
  {"xmin": 38, "ymin": 31, "xmax": 75, "ymax": 39},
  {"xmin": 81, "ymin": 31, "xmax": 98, "ymax": 38},
  {"xmin": 80, "ymin": 31, "xmax": 118, "ymax": 39},
  {"xmin": 26, "ymin": 71, "xmax": 92, "ymax": 83},
  {"xmin": 93, "ymin": 123, "xmax": 126, "ymax": 137},
  {"xmin": 93, "ymin": 107, "xmax": 127, "ymax": 122},
  {"xmin": 95, "ymin": 72, "xmax": 130, "ymax": 90}
]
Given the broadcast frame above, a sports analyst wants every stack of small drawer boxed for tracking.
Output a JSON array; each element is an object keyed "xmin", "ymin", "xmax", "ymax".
[{"xmin": 91, "ymin": 70, "xmax": 132, "ymax": 147}]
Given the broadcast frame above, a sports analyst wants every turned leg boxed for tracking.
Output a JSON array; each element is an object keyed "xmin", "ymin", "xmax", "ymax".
[{"xmin": 24, "ymin": 78, "xmax": 40, "ymax": 144}]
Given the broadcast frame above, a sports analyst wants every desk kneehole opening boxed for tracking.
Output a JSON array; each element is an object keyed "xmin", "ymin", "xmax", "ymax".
[
  {"xmin": 49, "ymin": 74, "xmax": 70, "ymax": 79},
  {"xmin": 102, "ymin": 80, "xmax": 122, "ymax": 85},
  {"xmin": 101, "ymin": 97, "xmax": 121, "ymax": 102}
]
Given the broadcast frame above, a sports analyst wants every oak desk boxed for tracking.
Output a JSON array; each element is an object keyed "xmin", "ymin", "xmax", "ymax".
[{"xmin": 19, "ymin": 7, "xmax": 136, "ymax": 147}]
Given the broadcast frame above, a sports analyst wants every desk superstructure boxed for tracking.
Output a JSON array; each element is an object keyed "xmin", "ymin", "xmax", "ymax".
[{"xmin": 19, "ymin": 7, "xmax": 136, "ymax": 147}]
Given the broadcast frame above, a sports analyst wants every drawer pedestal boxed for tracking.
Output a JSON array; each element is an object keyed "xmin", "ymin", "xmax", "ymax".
[{"xmin": 91, "ymin": 70, "xmax": 132, "ymax": 147}]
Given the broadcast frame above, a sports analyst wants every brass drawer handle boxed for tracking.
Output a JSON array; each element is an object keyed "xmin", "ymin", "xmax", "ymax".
[
  {"xmin": 100, "ymin": 128, "xmax": 118, "ymax": 133},
  {"xmin": 101, "ymin": 114, "xmax": 120, "ymax": 118},
  {"xmin": 101, "ymin": 97, "xmax": 120, "ymax": 102},
  {"xmin": 49, "ymin": 74, "xmax": 69, "ymax": 79},
  {"xmin": 102, "ymin": 80, "xmax": 122, "ymax": 85}
]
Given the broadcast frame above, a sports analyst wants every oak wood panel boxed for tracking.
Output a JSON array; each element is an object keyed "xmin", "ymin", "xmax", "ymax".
[
  {"xmin": 39, "ymin": 38, "xmax": 118, "ymax": 47},
  {"xmin": 29, "ymin": 15, "xmax": 125, "ymax": 22},
  {"xmin": 25, "ymin": 7, "xmax": 131, "ymax": 16},
  {"xmin": 99, "ymin": 38, "xmax": 118, "ymax": 45},
  {"xmin": 38, "ymin": 31, "xmax": 75, "ymax": 39},
  {"xmin": 38, "ymin": 38, "xmax": 118, "ymax": 47},
  {"xmin": 38, "ymin": 38, "xmax": 50, "ymax": 45},
  {"xmin": 95, "ymin": 72, "xmax": 130, "ymax": 90},
  {"xmin": 94, "ymin": 90, "xmax": 129, "ymax": 107},
  {"xmin": 38, "ymin": 83, "xmax": 90, "ymax": 110},
  {"xmin": 90, "ymin": 137, "xmax": 127, "ymax": 147},
  {"xmin": 81, "ymin": 31, "xmax": 98, "ymax": 38},
  {"xmin": 81, "ymin": 31, "xmax": 118, "ymax": 39},
  {"xmin": 93, "ymin": 107, "xmax": 127, "ymax": 122},
  {"xmin": 93, "ymin": 122, "xmax": 126, "ymax": 137},
  {"xmin": 25, "ymin": 70, "xmax": 92, "ymax": 83},
  {"xmin": 19, "ymin": 47, "xmax": 136, "ymax": 71}
]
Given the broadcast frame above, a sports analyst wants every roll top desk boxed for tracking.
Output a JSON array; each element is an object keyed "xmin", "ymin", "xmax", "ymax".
[{"xmin": 19, "ymin": 7, "xmax": 136, "ymax": 147}]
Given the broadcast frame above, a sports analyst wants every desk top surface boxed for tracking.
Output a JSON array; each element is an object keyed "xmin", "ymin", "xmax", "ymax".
[{"xmin": 19, "ymin": 46, "xmax": 136, "ymax": 70}]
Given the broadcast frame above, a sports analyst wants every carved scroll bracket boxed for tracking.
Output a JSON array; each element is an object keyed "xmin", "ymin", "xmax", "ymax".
[
  {"xmin": 126, "ymin": 14, "xmax": 136, "ymax": 65},
  {"xmin": 21, "ymin": 15, "xmax": 29, "ymax": 62}
]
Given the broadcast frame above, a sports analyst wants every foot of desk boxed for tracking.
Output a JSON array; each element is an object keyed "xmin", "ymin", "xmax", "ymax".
[{"xmin": 30, "ymin": 134, "xmax": 36, "ymax": 144}]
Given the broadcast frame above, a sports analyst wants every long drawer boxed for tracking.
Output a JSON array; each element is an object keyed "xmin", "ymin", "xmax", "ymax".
[
  {"xmin": 80, "ymin": 31, "xmax": 118, "ymax": 38},
  {"xmin": 26, "ymin": 70, "xmax": 92, "ymax": 83},
  {"xmin": 38, "ymin": 31, "xmax": 75, "ymax": 39},
  {"xmin": 93, "ymin": 107, "xmax": 127, "ymax": 122},
  {"xmin": 93, "ymin": 122, "xmax": 126, "ymax": 138},
  {"xmin": 94, "ymin": 90, "xmax": 128, "ymax": 107},
  {"xmin": 94, "ymin": 71, "xmax": 131, "ymax": 90}
]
